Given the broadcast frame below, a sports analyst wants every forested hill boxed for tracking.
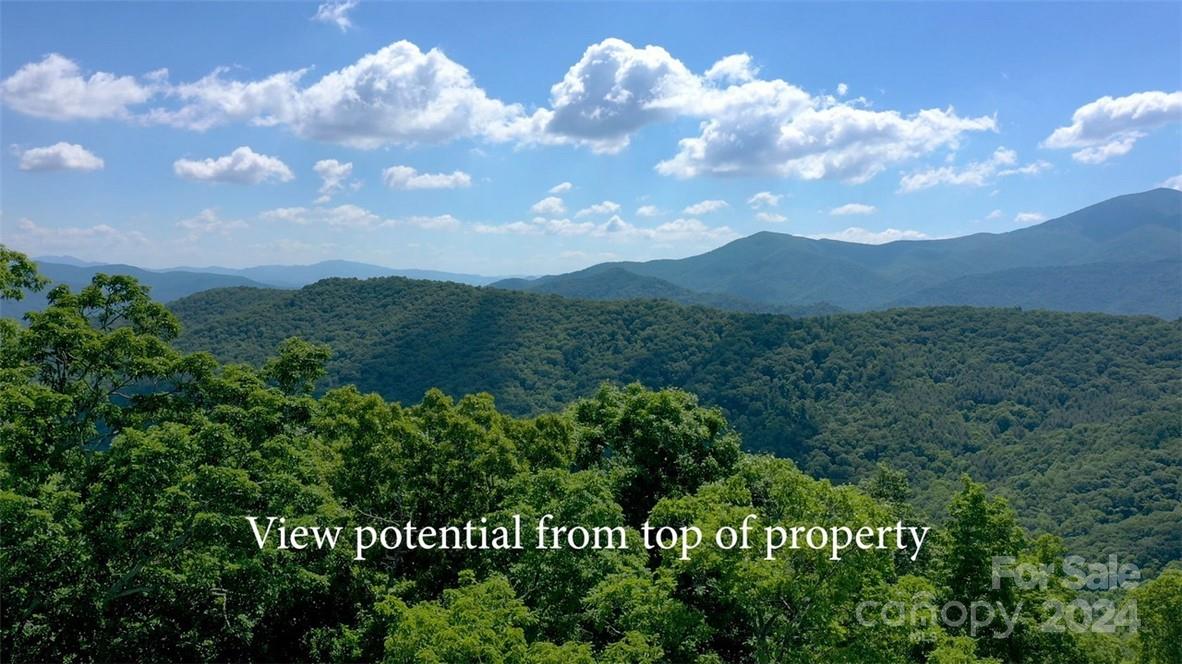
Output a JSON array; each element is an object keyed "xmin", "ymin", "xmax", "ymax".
[
  {"xmin": 493, "ymin": 188, "xmax": 1182, "ymax": 316},
  {"xmin": 172, "ymin": 277, "xmax": 1182, "ymax": 568}
]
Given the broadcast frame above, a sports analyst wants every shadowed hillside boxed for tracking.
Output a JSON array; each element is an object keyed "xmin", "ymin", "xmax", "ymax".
[{"xmin": 171, "ymin": 277, "xmax": 1182, "ymax": 568}]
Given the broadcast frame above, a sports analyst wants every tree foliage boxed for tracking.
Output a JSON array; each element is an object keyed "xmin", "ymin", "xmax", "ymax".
[
  {"xmin": 1, "ymin": 250, "xmax": 1171, "ymax": 662},
  {"xmin": 171, "ymin": 275, "xmax": 1182, "ymax": 569}
]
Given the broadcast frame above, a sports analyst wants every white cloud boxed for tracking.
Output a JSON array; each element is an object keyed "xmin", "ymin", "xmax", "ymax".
[
  {"xmin": 645, "ymin": 217, "xmax": 737, "ymax": 243},
  {"xmin": 176, "ymin": 208, "xmax": 247, "ymax": 238},
  {"xmin": 1044, "ymin": 91, "xmax": 1182, "ymax": 163},
  {"xmin": 382, "ymin": 165, "xmax": 471, "ymax": 190},
  {"xmin": 636, "ymin": 205, "xmax": 662, "ymax": 217},
  {"xmin": 474, "ymin": 213, "xmax": 735, "ymax": 244},
  {"xmin": 262, "ymin": 204, "xmax": 378, "ymax": 228},
  {"xmin": 747, "ymin": 191, "xmax": 781, "ymax": 208},
  {"xmin": 829, "ymin": 203, "xmax": 876, "ymax": 216},
  {"xmin": 659, "ymin": 102, "xmax": 997, "ymax": 181},
  {"xmin": 319, "ymin": 204, "xmax": 380, "ymax": 228},
  {"xmin": 5, "ymin": 217, "xmax": 149, "ymax": 254},
  {"xmin": 313, "ymin": 159, "xmax": 354, "ymax": 203},
  {"xmin": 146, "ymin": 68, "xmax": 306, "ymax": 132},
  {"xmin": 1014, "ymin": 211, "xmax": 1047, "ymax": 224},
  {"xmin": 683, "ymin": 199, "xmax": 729, "ymax": 215},
  {"xmin": 173, "ymin": 146, "xmax": 294, "ymax": 184},
  {"xmin": 151, "ymin": 41, "xmax": 524, "ymax": 148},
  {"xmin": 399, "ymin": 214, "xmax": 461, "ymax": 231},
  {"xmin": 1160, "ymin": 174, "xmax": 1182, "ymax": 191},
  {"xmin": 836, "ymin": 82, "xmax": 849, "ymax": 97},
  {"xmin": 810, "ymin": 227, "xmax": 929, "ymax": 244},
  {"xmin": 261, "ymin": 204, "xmax": 459, "ymax": 231},
  {"xmin": 259, "ymin": 207, "xmax": 313, "ymax": 224},
  {"xmin": 704, "ymin": 54, "xmax": 758, "ymax": 85},
  {"xmin": 986, "ymin": 209, "xmax": 1004, "ymax": 221},
  {"xmin": 540, "ymin": 38, "xmax": 702, "ymax": 153},
  {"xmin": 17, "ymin": 142, "xmax": 104, "ymax": 171},
  {"xmin": 530, "ymin": 196, "xmax": 566, "ymax": 215},
  {"xmin": 575, "ymin": 200, "xmax": 621, "ymax": 217},
  {"xmin": 0, "ymin": 53, "xmax": 154, "ymax": 120},
  {"xmin": 527, "ymin": 38, "xmax": 994, "ymax": 181},
  {"xmin": 548, "ymin": 181, "xmax": 574, "ymax": 194},
  {"xmin": 755, "ymin": 212, "xmax": 788, "ymax": 223},
  {"xmin": 899, "ymin": 147, "xmax": 1050, "ymax": 192},
  {"xmin": 312, "ymin": 0, "xmax": 358, "ymax": 32},
  {"xmin": 1069, "ymin": 136, "xmax": 1138, "ymax": 165},
  {"xmin": 529, "ymin": 36, "xmax": 975, "ymax": 180},
  {"xmin": 3, "ymin": 40, "xmax": 997, "ymax": 182}
]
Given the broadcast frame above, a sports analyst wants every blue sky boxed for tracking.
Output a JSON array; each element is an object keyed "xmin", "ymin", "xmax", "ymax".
[{"xmin": 2, "ymin": 1, "xmax": 1180, "ymax": 275}]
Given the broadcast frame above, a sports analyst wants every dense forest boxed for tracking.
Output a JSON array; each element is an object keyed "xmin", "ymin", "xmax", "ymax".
[
  {"xmin": 3, "ymin": 246, "xmax": 1180, "ymax": 663},
  {"xmin": 169, "ymin": 276, "xmax": 1182, "ymax": 571}
]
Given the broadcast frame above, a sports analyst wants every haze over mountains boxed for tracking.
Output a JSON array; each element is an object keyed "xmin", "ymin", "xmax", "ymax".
[
  {"xmin": 6, "ymin": 188, "xmax": 1180, "ymax": 320},
  {"xmin": 2, "ymin": 259, "xmax": 501, "ymax": 319},
  {"xmin": 496, "ymin": 188, "xmax": 1182, "ymax": 318}
]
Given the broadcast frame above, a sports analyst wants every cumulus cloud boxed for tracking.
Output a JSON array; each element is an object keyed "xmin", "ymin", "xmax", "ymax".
[
  {"xmin": 474, "ymin": 213, "xmax": 736, "ymax": 243},
  {"xmin": 704, "ymin": 54, "xmax": 758, "ymax": 85},
  {"xmin": 17, "ymin": 142, "xmax": 104, "ymax": 171},
  {"xmin": 1014, "ymin": 211, "xmax": 1047, "ymax": 224},
  {"xmin": 836, "ymin": 82, "xmax": 849, "ymax": 97},
  {"xmin": 262, "ymin": 204, "xmax": 379, "ymax": 228},
  {"xmin": 548, "ymin": 181, "xmax": 574, "ymax": 194},
  {"xmin": 399, "ymin": 214, "xmax": 461, "ymax": 231},
  {"xmin": 1069, "ymin": 136, "xmax": 1139, "ymax": 165},
  {"xmin": 6, "ymin": 217, "xmax": 149, "ymax": 254},
  {"xmin": 539, "ymin": 38, "xmax": 702, "ymax": 153},
  {"xmin": 313, "ymin": 159, "xmax": 354, "ymax": 203},
  {"xmin": 173, "ymin": 146, "xmax": 294, "ymax": 184},
  {"xmin": 261, "ymin": 204, "xmax": 459, "ymax": 231},
  {"xmin": 530, "ymin": 196, "xmax": 566, "ymax": 215},
  {"xmin": 312, "ymin": 0, "xmax": 358, "ymax": 32},
  {"xmin": 755, "ymin": 212, "xmax": 787, "ymax": 223},
  {"xmin": 829, "ymin": 203, "xmax": 876, "ymax": 216},
  {"xmin": 151, "ymin": 41, "xmax": 524, "ymax": 148},
  {"xmin": 659, "ymin": 102, "xmax": 997, "ymax": 181},
  {"xmin": 636, "ymin": 205, "xmax": 662, "ymax": 217},
  {"xmin": 145, "ymin": 68, "xmax": 306, "ymax": 132},
  {"xmin": 683, "ymin": 199, "xmax": 729, "ymax": 215},
  {"xmin": 986, "ymin": 209, "xmax": 1004, "ymax": 221},
  {"xmin": 810, "ymin": 227, "xmax": 929, "ymax": 244},
  {"xmin": 0, "ymin": 54, "xmax": 155, "ymax": 120},
  {"xmin": 382, "ymin": 165, "xmax": 472, "ymax": 190},
  {"xmin": 1160, "ymin": 174, "xmax": 1182, "ymax": 191},
  {"xmin": 523, "ymin": 39, "xmax": 993, "ymax": 180},
  {"xmin": 747, "ymin": 192, "xmax": 781, "ymax": 208},
  {"xmin": 4, "ymin": 40, "xmax": 997, "ymax": 182},
  {"xmin": 176, "ymin": 208, "xmax": 247, "ymax": 239},
  {"xmin": 575, "ymin": 201, "xmax": 621, "ymax": 217},
  {"xmin": 899, "ymin": 147, "xmax": 1050, "ymax": 192},
  {"xmin": 1043, "ymin": 91, "xmax": 1182, "ymax": 163}
]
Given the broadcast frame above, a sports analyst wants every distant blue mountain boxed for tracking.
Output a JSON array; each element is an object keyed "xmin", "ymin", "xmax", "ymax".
[
  {"xmin": 4, "ymin": 259, "xmax": 505, "ymax": 320},
  {"xmin": 161, "ymin": 260, "xmax": 502, "ymax": 288},
  {"xmin": 493, "ymin": 189, "xmax": 1182, "ymax": 317}
]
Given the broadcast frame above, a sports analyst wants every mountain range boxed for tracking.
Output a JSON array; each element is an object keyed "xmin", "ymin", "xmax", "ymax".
[
  {"xmin": 2, "ymin": 259, "xmax": 501, "ymax": 319},
  {"xmin": 6, "ymin": 188, "xmax": 1180, "ymax": 320},
  {"xmin": 494, "ymin": 188, "xmax": 1182, "ymax": 318}
]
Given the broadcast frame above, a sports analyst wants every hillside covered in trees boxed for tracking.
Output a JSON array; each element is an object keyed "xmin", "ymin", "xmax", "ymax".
[
  {"xmin": 2, "ymin": 247, "xmax": 1179, "ymax": 663},
  {"xmin": 170, "ymin": 277, "xmax": 1182, "ymax": 570}
]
